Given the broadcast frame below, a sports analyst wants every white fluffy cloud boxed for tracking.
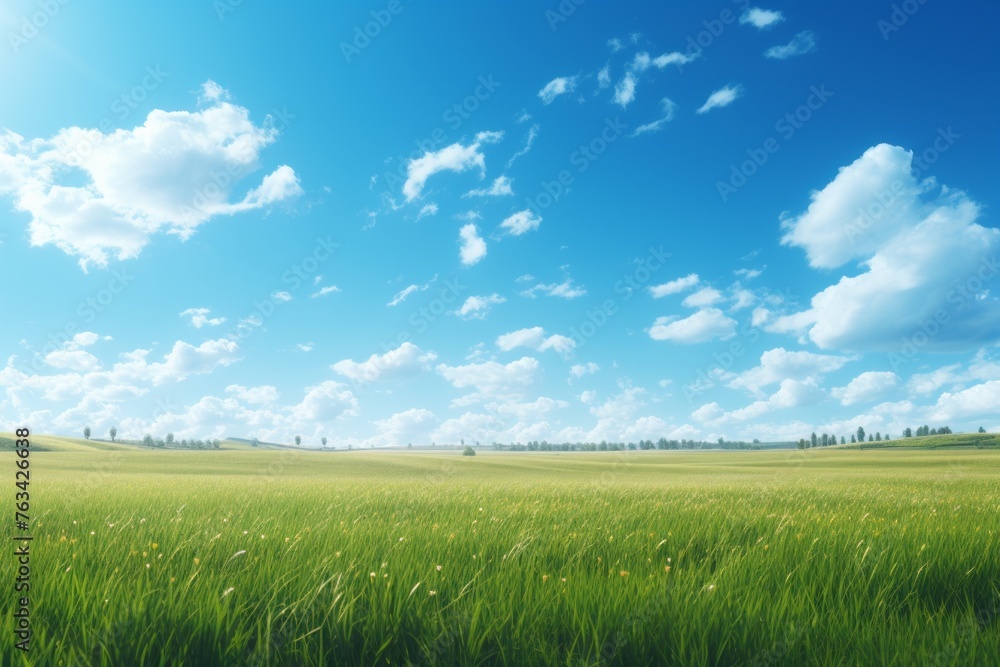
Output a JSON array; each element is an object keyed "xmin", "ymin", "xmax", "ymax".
[
  {"xmin": 402, "ymin": 131, "xmax": 503, "ymax": 201},
  {"xmin": 649, "ymin": 308, "xmax": 737, "ymax": 343},
  {"xmin": 773, "ymin": 143, "xmax": 1000, "ymax": 352},
  {"xmin": 570, "ymin": 362, "xmax": 599, "ymax": 378},
  {"xmin": 740, "ymin": 7, "xmax": 784, "ymax": 29},
  {"xmin": 437, "ymin": 357, "xmax": 540, "ymax": 402},
  {"xmin": 649, "ymin": 274, "xmax": 699, "ymax": 297},
  {"xmin": 613, "ymin": 74, "xmax": 637, "ymax": 107},
  {"xmin": 331, "ymin": 342, "xmax": 437, "ymax": 383},
  {"xmin": 180, "ymin": 307, "xmax": 226, "ymax": 328},
  {"xmin": 832, "ymin": 371, "xmax": 900, "ymax": 406},
  {"xmin": 0, "ymin": 82, "xmax": 301, "ymax": 269},
  {"xmin": 458, "ymin": 223, "xmax": 487, "ymax": 265},
  {"xmin": 499, "ymin": 209, "xmax": 542, "ymax": 236},
  {"xmin": 726, "ymin": 347, "xmax": 854, "ymax": 396},
  {"xmin": 225, "ymin": 384, "xmax": 279, "ymax": 404},
  {"xmin": 454, "ymin": 294, "xmax": 506, "ymax": 320},
  {"xmin": 926, "ymin": 380, "xmax": 1000, "ymax": 422},
  {"xmin": 696, "ymin": 85, "xmax": 744, "ymax": 114},
  {"xmin": 538, "ymin": 76, "xmax": 578, "ymax": 104},
  {"xmin": 765, "ymin": 31, "xmax": 817, "ymax": 60},
  {"xmin": 682, "ymin": 287, "xmax": 724, "ymax": 308},
  {"xmin": 496, "ymin": 327, "xmax": 575, "ymax": 356}
]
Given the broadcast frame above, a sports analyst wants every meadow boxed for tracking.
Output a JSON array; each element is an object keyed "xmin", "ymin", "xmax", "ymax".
[{"xmin": 3, "ymin": 440, "xmax": 999, "ymax": 666}]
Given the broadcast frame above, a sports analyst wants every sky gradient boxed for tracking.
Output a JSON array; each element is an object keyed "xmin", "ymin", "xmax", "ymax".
[{"xmin": 1, "ymin": 0, "xmax": 998, "ymax": 447}]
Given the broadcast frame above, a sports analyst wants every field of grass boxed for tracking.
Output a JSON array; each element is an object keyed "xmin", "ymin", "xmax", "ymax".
[
  {"xmin": 838, "ymin": 432, "xmax": 1000, "ymax": 450},
  {"xmin": 4, "ymin": 445, "xmax": 999, "ymax": 665}
]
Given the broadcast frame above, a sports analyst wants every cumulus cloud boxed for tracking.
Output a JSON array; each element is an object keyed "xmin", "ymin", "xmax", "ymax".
[
  {"xmin": 649, "ymin": 273, "xmax": 699, "ymax": 297},
  {"xmin": 0, "ymin": 83, "xmax": 302, "ymax": 269},
  {"xmin": 570, "ymin": 362, "xmax": 599, "ymax": 378},
  {"xmin": 500, "ymin": 209, "xmax": 542, "ymax": 236},
  {"xmin": 538, "ymin": 76, "xmax": 578, "ymax": 104},
  {"xmin": 726, "ymin": 347, "xmax": 854, "ymax": 396},
  {"xmin": 331, "ymin": 342, "xmax": 437, "ymax": 383},
  {"xmin": 696, "ymin": 85, "xmax": 744, "ymax": 114},
  {"xmin": 180, "ymin": 307, "xmax": 226, "ymax": 328},
  {"xmin": 402, "ymin": 131, "xmax": 503, "ymax": 201},
  {"xmin": 740, "ymin": 7, "xmax": 784, "ymax": 29},
  {"xmin": 765, "ymin": 31, "xmax": 817, "ymax": 60},
  {"xmin": 682, "ymin": 287, "xmax": 724, "ymax": 308},
  {"xmin": 496, "ymin": 327, "xmax": 575, "ymax": 356},
  {"xmin": 832, "ymin": 371, "xmax": 900, "ymax": 406},
  {"xmin": 773, "ymin": 143, "xmax": 1000, "ymax": 351},
  {"xmin": 225, "ymin": 384, "xmax": 279, "ymax": 404},
  {"xmin": 436, "ymin": 357, "xmax": 540, "ymax": 402},
  {"xmin": 458, "ymin": 223, "xmax": 487, "ymax": 265},
  {"xmin": 613, "ymin": 74, "xmax": 637, "ymax": 107},
  {"xmin": 649, "ymin": 309, "xmax": 737, "ymax": 343},
  {"xmin": 454, "ymin": 294, "xmax": 506, "ymax": 320}
]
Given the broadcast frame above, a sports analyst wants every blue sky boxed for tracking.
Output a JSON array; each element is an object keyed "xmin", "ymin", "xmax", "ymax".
[{"xmin": 1, "ymin": 0, "xmax": 998, "ymax": 446}]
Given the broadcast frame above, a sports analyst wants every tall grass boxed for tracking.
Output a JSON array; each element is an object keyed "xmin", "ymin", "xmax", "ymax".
[{"xmin": 4, "ymin": 449, "xmax": 998, "ymax": 665}]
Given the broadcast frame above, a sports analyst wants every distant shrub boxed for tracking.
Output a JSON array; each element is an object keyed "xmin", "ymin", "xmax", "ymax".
[{"xmin": 462, "ymin": 446, "xmax": 476, "ymax": 457}]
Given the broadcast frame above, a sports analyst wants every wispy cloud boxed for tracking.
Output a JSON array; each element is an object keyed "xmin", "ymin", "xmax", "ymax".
[
  {"xmin": 538, "ymin": 76, "xmax": 578, "ymax": 104},
  {"xmin": 696, "ymin": 84, "xmax": 744, "ymax": 114},
  {"xmin": 765, "ymin": 31, "xmax": 817, "ymax": 60}
]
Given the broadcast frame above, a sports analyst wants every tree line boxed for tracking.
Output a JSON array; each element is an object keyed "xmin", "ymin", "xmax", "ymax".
[
  {"xmin": 797, "ymin": 425, "xmax": 960, "ymax": 449},
  {"xmin": 83, "ymin": 426, "xmax": 220, "ymax": 450}
]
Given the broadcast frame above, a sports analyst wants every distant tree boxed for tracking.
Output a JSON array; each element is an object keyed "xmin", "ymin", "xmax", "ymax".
[
  {"xmin": 407, "ymin": 442, "xmax": 413, "ymax": 449},
  {"xmin": 903, "ymin": 427, "xmax": 912, "ymax": 438},
  {"xmin": 851, "ymin": 435, "xmax": 857, "ymax": 444},
  {"xmin": 143, "ymin": 434, "xmax": 153, "ymax": 447},
  {"xmin": 868, "ymin": 434, "xmax": 874, "ymax": 442},
  {"xmin": 461, "ymin": 438, "xmax": 465, "ymax": 447},
  {"xmin": 810, "ymin": 432, "xmax": 817, "ymax": 448},
  {"xmin": 875, "ymin": 432, "xmax": 881, "ymax": 441},
  {"xmin": 980, "ymin": 426, "xmax": 987, "ymax": 433},
  {"xmin": 821, "ymin": 434, "xmax": 829, "ymax": 447},
  {"xmin": 166, "ymin": 432, "xmax": 175, "ymax": 445},
  {"xmin": 462, "ymin": 446, "xmax": 476, "ymax": 456},
  {"xmin": 929, "ymin": 428, "xmax": 938, "ymax": 436},
  {"xmin": 83, "ymin": 426, "xmax": 91, "ymax": 440},
  {"xmin": 213, "ymin": 439, "xmax": 221, "ymax": 449},
  {"xmin": 295, "ymin": 435, "xmax": 301, "ymax": 447},
  {"xmin": 109, "ymin": 427, "xmax": 117, "ymax": 442},
  {"xmin": 856, "ymin": 427, "xmax": 865, "ymax": 443},
  {"xmin": 798, "ymin": 439, "xmax": 806, "ymax": 450},
  {"xmin": 251, "ymin": 437, "xmax": 259, "ymax": 448},
  {"xmin": 840, "ymin": 436, "xmax": 846, "ymax": 445},
  {"xmin": 940, "ymin": 426, "xmax": 953, "ymax": 434},
  {"xmin": 321, "ymin": 437, "xmax": 328, "ymax": 449}
]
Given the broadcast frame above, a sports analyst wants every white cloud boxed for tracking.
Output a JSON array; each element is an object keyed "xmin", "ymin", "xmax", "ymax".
[
  {"xmin": 520, "ymin": 278, "xmax": 587, "ymax": 299},
  {"xmin": 402, "ymin": 131, "xmax": 502, "ymax": 201},
  {"xmin": 500, "ymin": 209, "xmax": 542, "ymax": 236},
  {"xmin": 506, "ymin": 125, "xmax": 539, "ymax": 169},
  {"xmin": 751, "ymin": 307, "xmax": 771, "ymax": 327},
  {"xmin": 290, "ymin": 381, "xmax": 359, "ymax": 421},
  {"xmin": 613, "ymin": 74, "xmax": 637, "ymax": 107},
  {"xmin": 633, "ymin": 98, "xmax": 678, "ymax": 136},
  {"xmin": 720, "ymin": 379, "xmax": 825, "ymax": 423},
  {"xmin": 765, "ymin": 31, "xmax": 817, "ymax": 60},
  {"xmin": 740, "ymin": 7, "xmax": 784, "ymax": 29},
  {"xmin": 416, "ymin": 202, "xmax": 438, "ymax": 219},
  {"xmin": 773, "ymin": 143, "xmax": 1000, "ymax": 351},
  {"xmin": 496, "ymin": 327, "xmax": 575, "ymax": 356},
  {"xmin": 272, "ymin": 291, "xmax": 293, "ymax": 302},
  {"xmin": 696, "ymin": 85, "xmax": 744, "ymax": 114},
  {"xmin": 682, "ymin": 286, "xmax": 724, "ymax": 308},
  {"xmin": 570, "ymin": 362, "xmax": 599, "ymax": 378},
  {"xmin": 649, "ymin": 273, "xmax": 699, "ymax": 297},
  {"xmin": 297, "ymin": 342, "xmax": 314, "ymax": 352},
  {"xmin": 371, "ymin": 408, "xmax": 438, "ymax": 447},
  {"xmin": 458, "ymin": 223, "xmax": 487, "ymax": 266},
  {"xmin": 649, "ymin": 309, "xmax": 737, "ymax": 344},
  {"xmin": 225, "ymin": 384, "xmax": 279, "ymax": 404},
  {"xmin": 311, "ymin": 285, "xmax": 340, "ymax": 298},
  {"xmin": 0, "ymin": 85, "xmax": 301, "ymax": 269},
  {"xmin": 538, "ymin": 76, "xmax": 578, "ymax": 104},
  {"xmin": 735, "ymin": 268, "xmax": 763, "ymax": 280},
  {"xmin": 44, "ymin": 349, "xmax": 101, "ymax": 372},
  {"xmin": 580, "ymin": 390, "xmax": 597, "ymax": 404},
  {"xmin": 454, "ymin": 294, "xmax": 506, "ymax": 320},
  {"xmin": 436, "ymin": 357, "xmax": 540, "ymax": 401},
  {"xmin": 331, "ymin": 342, "xmax": 437, "ymax": 383},
  {"xmin": 926, "ymin": 380, "xmax": 1000, "ymax": 422},
  {"xmin": 180, "ymin": 307, "xmax": 226, "ymax": 328},
  {"xmin": 652, "ymin": 52, "xmax": 699, "ymax": 68},
  {"xmin": 727, "ymin": 347, "xmax": 854, "ymax": 396},
  {"xmin": 466, "ymin": 175, "xmax": 513, "ymax": 198},
  {"xmin": 692, "ymin": 402, "xmax": 724, "ymax": 423},
  {"xmin": 597, "ymin": 65, "xmax": 611, "ymax": 89},
  {"xmin": 832, "ymin": 371, "xmax": 900, "ymax": 406},
  {"xmin": 388, "ymin": 285, "xmax": 419, "ymax": 307}
]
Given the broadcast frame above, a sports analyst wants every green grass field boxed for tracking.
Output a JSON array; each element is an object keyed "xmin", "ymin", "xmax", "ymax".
[{"xmin": 4, "ymin": 440, "xmax": 999, "ymax": 665}]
